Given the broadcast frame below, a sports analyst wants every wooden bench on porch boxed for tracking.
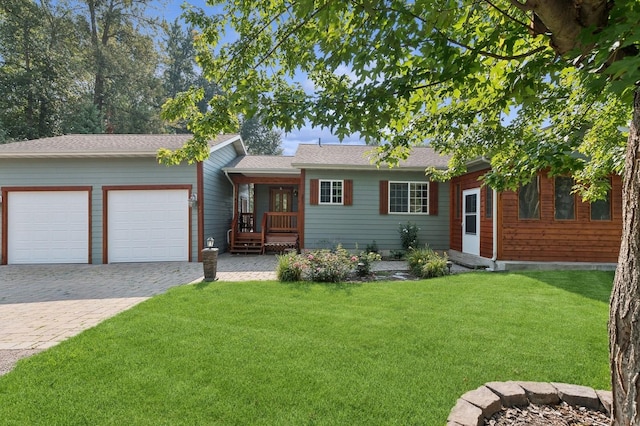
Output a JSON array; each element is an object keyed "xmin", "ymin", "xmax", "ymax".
[
  {"xmin": 263, "ymin": 233, "xmax": 299, "ymax": 254},
  {"xmin": 261, "ymin": 212, "xmax": 300, "ymax": 254}
]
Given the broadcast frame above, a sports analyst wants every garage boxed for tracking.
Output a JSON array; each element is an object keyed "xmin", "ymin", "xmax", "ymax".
[
  {"xmin": 107, "ymin": 188, "xmax": 190, "ymax": 263},
  {"xmin": 7, "ymin": 190, "xmax": 90, "ymax": 264}
]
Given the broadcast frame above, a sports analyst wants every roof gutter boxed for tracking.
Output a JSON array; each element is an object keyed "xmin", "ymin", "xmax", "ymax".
[
  {"xmin": 290, "ymin": 164, "xmax": 450, "ymax": 171},
  {"xmin": 222, "ymin": 168, "xmax": 300, "ymax": 175},
  {"xmin": 0, "ymin": 152, "xmax": 162, "ymax": 159},
  {"xmin": 464, "ymin": 156, "xmax": 491, "ymax": 169}
]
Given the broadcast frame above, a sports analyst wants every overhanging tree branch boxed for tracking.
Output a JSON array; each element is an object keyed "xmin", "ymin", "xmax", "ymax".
[
  {"xmin": 378, "ymin": 2, "xmax": 548, "ymax": 61},
  {"xmin": 482, "ymin": 0, "xmax": 532, "ymax": 31}
]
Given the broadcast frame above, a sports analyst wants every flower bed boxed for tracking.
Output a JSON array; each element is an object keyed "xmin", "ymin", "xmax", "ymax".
[{"xmin": 276, "ymin": 245, "xmax": 381, "ymax": 283}]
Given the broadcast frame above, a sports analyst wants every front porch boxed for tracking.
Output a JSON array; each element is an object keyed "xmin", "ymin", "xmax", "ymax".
[
  {"xmin": 231, "ymin": 211, "xmax": 300, "ymax": 254},
  {"xmin": 223, "ymin": 161, "xmax": 303, "ymax": 254}
]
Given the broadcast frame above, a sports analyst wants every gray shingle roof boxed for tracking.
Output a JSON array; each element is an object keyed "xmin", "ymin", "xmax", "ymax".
[
  {"xmin": 291, "ymin": 143, "xmax": 450, "ymax": 170},
  {"xmin": 224, "ymin": 155, "xmax": 298, "ymax": 174},
  {"xmin": 0, "ymin": 134, "xmax": 243, "ymax": 158}
]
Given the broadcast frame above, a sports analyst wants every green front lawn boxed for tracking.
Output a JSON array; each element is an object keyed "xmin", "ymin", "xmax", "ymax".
[{"xmin": 0, "ymin": 271, "xmax": 612, "ymax": 425}]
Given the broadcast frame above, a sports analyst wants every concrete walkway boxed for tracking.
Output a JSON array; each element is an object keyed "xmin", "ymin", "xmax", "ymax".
[{"xmin": 0, "ymin": 254, "xmax": 417, "ymax": 374}]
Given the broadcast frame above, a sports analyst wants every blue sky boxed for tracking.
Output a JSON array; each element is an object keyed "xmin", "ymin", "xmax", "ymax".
[{"xmin": 153, "ymin": 0, "xmax": 365, "ymax": 155}]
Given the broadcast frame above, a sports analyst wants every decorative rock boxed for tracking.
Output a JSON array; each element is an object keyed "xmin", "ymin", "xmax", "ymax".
[
  {"xmin": 450, "ymin": 381, "xmax": 613, "ymax": 424},
  {"xmin": 461, "ymin": 385, "xmax": 502, "ymax": 418},
  {"xmin": 551, "ymin": 382, "xmax": 600, "ymax": 410},
  {"xmin": 447, "ymin": 398, "xmax": 484, "ymax": 426},
  {"xmin": 516, "ymin": 381, "xmax": 561, "ymax": 405},
  {"xmin": 596, "ymin": 389, "xmax": 613, "ymax": 415},
  {"xmin": 485, "ymin": 381, "xmax": 529, "ymax": 407}
]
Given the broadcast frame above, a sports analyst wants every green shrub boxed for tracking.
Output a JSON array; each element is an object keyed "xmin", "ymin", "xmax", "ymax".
[
  {"xmin": 405, "ymin": 247, "xmax": 449, "ymax": 279},
  {"xmin": 398, "ymin": 221, "xmax": 420, "ymax": 250},
  {"xmin": 389, "ymin": 249, "xmax": 405, "ymax": 260},
  {"xmin": 276, "ymin": 245, "xmax": 381, "ymax": 283},
  {"xmin": 276, "ymin": 251, "xmax": 306, "ymax": 282},
  {"xmin": 304, "ymin": 245, "xmax": 355, "ymax": 282},
  {"xmin": 355, "ymin": 251, "xmax": 383, "ymax": 277}
]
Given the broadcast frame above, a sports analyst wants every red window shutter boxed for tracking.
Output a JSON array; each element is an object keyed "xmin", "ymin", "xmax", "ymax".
[
  {"xmin": 429, "ymin": 181, "xmax": 438, "ymax": 215},
  {"xmin": 344, "ymin": 180, "xmax": 353, "ymax": 206},
  {"xmin": 310, "ymin": 179, "xmax": 319, "ymax": 205},
  {"xmin": 379, "ymin": 180, "xmax": 388, "ymax": 214}
]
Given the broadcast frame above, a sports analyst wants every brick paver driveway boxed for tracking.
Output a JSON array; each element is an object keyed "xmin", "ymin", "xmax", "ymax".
[
  {"xmin": 0, "ymin": 262, "xmax": 205, "ymax": 352},
  {"xmin": 0, "ymin": 254, "xmax": 280, "ymax": 374},
  {"xmin": 0, "ymin": 253, "xmax": 276, "ymax": 354},
  {"xmin": 0, "ymin": 254, "xmax": 417, "ymax": 375}
]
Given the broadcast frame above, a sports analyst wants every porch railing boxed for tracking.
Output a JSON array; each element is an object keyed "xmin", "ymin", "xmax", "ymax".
[
  {"xmin": 261, "ymin": 212, "xmax": 300, "ymax": 254},
  {"xmin": 230, "ymin": 212, "xmax": 299, "ymax": 254},
  {"xmin": 238, "ymin": 212, "xmax": 254, "ymax": 232},
  {"xmin": 263, "ymin": 212, "xmax": 298, "ymax": 233}
]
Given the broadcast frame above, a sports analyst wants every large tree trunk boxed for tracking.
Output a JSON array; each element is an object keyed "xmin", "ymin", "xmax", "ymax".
[
  {"xmin": 609, "ymin": 88, "xmax": 640, "ymax": 425},
  {"xmin": 87, "ymin": 0, "xmax": 106, "ymax": 115}
]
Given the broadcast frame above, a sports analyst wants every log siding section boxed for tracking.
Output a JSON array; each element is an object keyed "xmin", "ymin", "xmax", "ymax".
[
  {"xmin": 451, "ymin": 169, "xmax": 622, "ymax": 263},
  {"xmin": 499, "ymin": 173, "xmax": 622, "ymax": 262}
]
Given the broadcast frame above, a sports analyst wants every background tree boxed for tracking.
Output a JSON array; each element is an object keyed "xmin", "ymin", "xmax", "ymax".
[
  {"xmin": 161, "ymin": 18, "xmax": 282, "ymax": 151},
  {"xmin": 100, "ymin": 26, "xmax": 165, "ymax": 133},
  {"xmin": 163, "ymin": 19, "xmax": 198, "ymax": 99},
  {"xmin": 61, "ymin": 101, "xmax": 105, "ymax": 134},
  {"xmin": 163, "ymin": 1, "xmax": 640, "ymax": 423},
  {"xmin": 74, "ymin": 0, "xmax": 164, "ymax": 133},
  {"xmin": 0, "ymin": 119, "xmax": 8, "ymax": 144},
  {"xmin": 0, "ymin": 0, "xmax": 167, "ymax": 138},
  {"xmin": 162, "ymin": 19, "xmax": 198, "ymax": 134},
  {"xmin": 0, "ymin": 0, "xmax": 80, "ymax": 140},
  {"xmin": 240, "ymin": 115, "xmax": 283, "ymax": 155}
]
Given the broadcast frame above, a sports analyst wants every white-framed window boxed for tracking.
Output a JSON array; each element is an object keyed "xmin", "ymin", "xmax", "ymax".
[
  {"xmin": 389, "ymin": 181, "xmax": 429, "ymax": 214},
  {"xmin": 319, "ymin": 180, "xmax": 343, "ymax": 205}
]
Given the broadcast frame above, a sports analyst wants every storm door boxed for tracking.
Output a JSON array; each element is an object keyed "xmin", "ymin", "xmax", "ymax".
[{"xmin": 462, "ymin": 188, "xmax": 481, "ymax": 256}]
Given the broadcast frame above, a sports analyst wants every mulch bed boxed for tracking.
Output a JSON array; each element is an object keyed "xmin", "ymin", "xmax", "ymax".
[{"xmin": 485, "ymin": 402, "xmax": 610, "ymax": 425}]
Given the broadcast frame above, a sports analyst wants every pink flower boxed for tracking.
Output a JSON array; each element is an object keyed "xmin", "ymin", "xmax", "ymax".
[
  {"xmin": 308, "ymin": 254, "xmax": 314, "ymax": 260},
  {"xmin": 351, "ymin": 256, "xmax": 358, "ymax": 262}
]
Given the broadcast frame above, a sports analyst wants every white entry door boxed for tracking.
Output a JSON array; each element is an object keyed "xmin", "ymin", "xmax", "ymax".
[
  {"xmin": 462, "ymin": 188, "xmax": 480, "ymax": 256},
  {"xmin": 107, "ymin": 189, "xmax": 189, "ymax": 263}
]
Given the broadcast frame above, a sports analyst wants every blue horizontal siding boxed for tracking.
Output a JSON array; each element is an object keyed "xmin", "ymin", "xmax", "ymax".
[
  {"xmin": 304, "ymin": 170, "xmax": 450, "ymax": 251},
  {"xmin": 203, "ymin": 145, "xmax": 238, "ymax": 251},
  {"xmin": 0, "ymin": 157, "xmax": 198, "ymax": 263}
]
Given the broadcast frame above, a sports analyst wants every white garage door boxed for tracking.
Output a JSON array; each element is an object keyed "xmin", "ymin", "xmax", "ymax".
[
  {"xmin": 107, "ymin": 189, "xmax": 189, "ymax": 263},
  {"xmin": 8, "ymin": 191, "xmax": 89, "ymax": 264}
]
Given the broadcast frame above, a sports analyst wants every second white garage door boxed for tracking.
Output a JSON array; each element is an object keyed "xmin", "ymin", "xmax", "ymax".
[{"xmin": 107, "ymin": 189, "xmax": 189, "ymax": 263}]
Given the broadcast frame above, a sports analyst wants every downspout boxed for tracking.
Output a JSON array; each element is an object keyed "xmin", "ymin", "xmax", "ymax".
[
  {"xmin": 224, "ymin": 169, "xmax": 236, "ymax": 245},
  {"xmin": 491, "ymin": 188, "xmax": 498, "ymax": 270},
  {"xmin": 479, "ymin": 156, "xmax": 499, "ymax": 270}
]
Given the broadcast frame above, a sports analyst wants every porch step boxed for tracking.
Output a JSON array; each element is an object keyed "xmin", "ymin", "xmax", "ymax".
[
  {"xmin": 230, "ymin": 244, "xmax": 263, "ymax": 254},
  {"xmin": 230, "ymin": 233, "xmax": 263, "ymax": 254}
]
